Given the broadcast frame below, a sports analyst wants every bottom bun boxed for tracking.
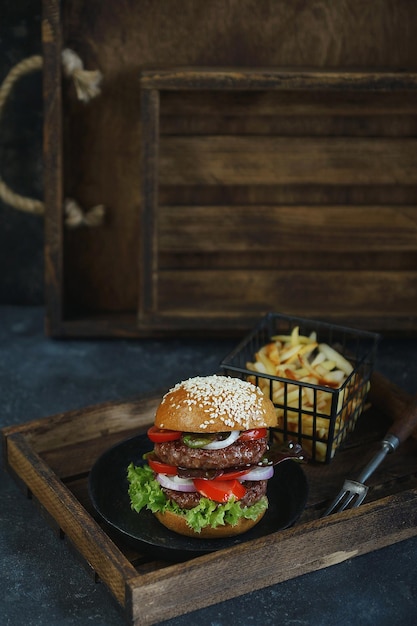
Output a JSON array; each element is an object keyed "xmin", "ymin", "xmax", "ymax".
[{"xmin": 154, "ymin": 503, "xmax": 267, "ymax": 539}]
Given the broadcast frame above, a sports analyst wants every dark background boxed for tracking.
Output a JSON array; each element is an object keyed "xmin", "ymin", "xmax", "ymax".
[{"xmin": 0, "ymin": 1, "xmax": 44, "ymax": 305}]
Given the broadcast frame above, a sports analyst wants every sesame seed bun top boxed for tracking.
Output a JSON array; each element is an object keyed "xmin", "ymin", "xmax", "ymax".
[{"xmin": 154, "ymin": 375, "xmax": 277, "ymax": 433}]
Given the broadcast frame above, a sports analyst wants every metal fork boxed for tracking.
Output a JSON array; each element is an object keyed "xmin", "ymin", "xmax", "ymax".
[{"xmin": 323, "ymin": 389, "xmax": 417, "ymax": 516}]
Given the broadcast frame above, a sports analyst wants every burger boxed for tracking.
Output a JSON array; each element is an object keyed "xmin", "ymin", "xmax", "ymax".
[{"xmin": 127, "ymin": 374, "xmax": 278, "ymax": 538}]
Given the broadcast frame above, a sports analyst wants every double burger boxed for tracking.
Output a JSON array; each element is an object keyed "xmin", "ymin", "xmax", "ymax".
[{"xmin": 127, "ymin": 374, "xmax": 278, "ymax": 538}]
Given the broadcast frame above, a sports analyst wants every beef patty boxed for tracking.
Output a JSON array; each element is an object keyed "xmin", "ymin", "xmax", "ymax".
[
  {"xmin": 154, "ymin": 437, "xmax": 268, "ymax": 469},
  {"xmin": 162, "ymin": 479, "xmax": 268, "ymax": 509}
]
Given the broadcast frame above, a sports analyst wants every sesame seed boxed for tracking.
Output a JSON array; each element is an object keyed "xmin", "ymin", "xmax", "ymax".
[{"xmin": 164, "ymin": 374, "xmax": 267, "ymax": 430}]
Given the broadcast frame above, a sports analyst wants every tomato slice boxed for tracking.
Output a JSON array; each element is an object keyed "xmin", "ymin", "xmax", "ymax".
[
  {"xmin": 213, "ymin": 468, "xmax": 249, "ymax": 481},
  {"xmin": 193, "ymin": 478, "xmax": 246, "ymax": 503},
  {"xmin": 147, "ymin": 426, "xmax": 182, "ymax": 443},
  {"xmin": 147, "ymin": 454, "xmax": 178, "ymax": 475},
  {"xmin": 239, "ymin": 428, "xmax": 267, "ymax": 441}
]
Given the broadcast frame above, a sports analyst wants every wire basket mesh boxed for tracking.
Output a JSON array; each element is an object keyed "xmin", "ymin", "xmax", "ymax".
[{"xmin": 221, "ymin": 313, "xmax": 380, "ymax": 463}]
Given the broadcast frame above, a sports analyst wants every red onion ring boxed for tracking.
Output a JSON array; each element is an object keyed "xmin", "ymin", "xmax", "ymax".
[
  {"xmin": 238, "ymin": 465, "xmax": 274, "ymax": 481},
  {"xmin": 156, "ymin": 473, "xmax": 197, "ymax": 492},
  {"xmin": 202, "ymin": 430, "xmax": 240, "ymax": 450}
]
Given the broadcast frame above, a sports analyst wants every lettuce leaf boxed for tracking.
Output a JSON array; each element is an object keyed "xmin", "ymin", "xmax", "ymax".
[{"xmin": 127, "ymin": 463, "xmax": 268, "ymax": 534}]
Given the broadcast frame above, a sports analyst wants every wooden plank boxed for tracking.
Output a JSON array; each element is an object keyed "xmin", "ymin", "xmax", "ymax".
[
  {"xmin": 160, "ymin": 91, "xmax": 417, "ymax": 117},
  {"xmin": 28, "ymin": 312, "xmax": 417, "ymax": 337},
  {"xmin": 39, "ymin": 428, "xmax": 139, "ymax": 478},
  {"xmin": 140, "ymin": 68, "xmax": 417, "ymax": 91},
  {"xmin": 159, "ymin": 183, "xmax": 417, "ymax": 207},
  {"xmin": 160, "ymin": 89, "xmax": 417, "ymax": 137},
  {"xmin": 116, "ymin": 312, "xmax": 417, "ymax": 335},
  {"xmin": 158, "ymin": 205, "xmax": 417, "ymax": 253},
  {"xmin": 161, "ymin": 114, "xmax": 417, "ymax": 137},
  {"xmin": 140, "ymin": 88, "xmax": 160, "ymax": 320},
  {"xmin": 159, "ymin": 250, "xmax": 417, "ymax": 273},
  {"xmin": 61, "ymin": 1, "xmax": 417, "ymax": 74},
  {"xmin": 157, "ymin": 269, "xmax": 417, "ymax": 316},
  {"xmin": 2, "ymin": 394, "xmax": 160, "ymax": 454},
  {"xmin": 159, "ymin": 136, "xmax": 417, "ymax": 185},
  {"xmin": 127, "ymin": 489, "xmax": 417, "ymax": 625},
  {"xmin": 42, "ymin": 0, "xmax": 64, "ymax": 335}
]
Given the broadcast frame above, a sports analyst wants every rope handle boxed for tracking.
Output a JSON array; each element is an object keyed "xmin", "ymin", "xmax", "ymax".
[{"xmin": 0, "ymin": 49, "xmax": 105, "ymax": 228}]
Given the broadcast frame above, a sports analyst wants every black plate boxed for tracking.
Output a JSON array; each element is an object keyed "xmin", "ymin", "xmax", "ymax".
[{"xmin": 88, "ymin": 434, "xmax": 309, "ymax": 561}]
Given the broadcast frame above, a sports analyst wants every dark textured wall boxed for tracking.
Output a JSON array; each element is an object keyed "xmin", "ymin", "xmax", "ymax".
[{"xmin": 0, "ymin": 1, "xmax": 44, "ymax": 304}]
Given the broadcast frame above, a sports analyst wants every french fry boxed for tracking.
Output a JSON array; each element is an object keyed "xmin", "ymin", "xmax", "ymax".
[
  {"xmin": 318, "ymin": 343, "xmax": 354, "ymax": 376},
  {"xmin": 264, "ymin": 342, "xmax": 281, "ymax": 365},
  {"xmin": 272, "ymin": 329, "xmax": 317, "ymax": 345},
  {"xmin": 245, "ymin": 326, "xmax": 363, "ymax": 462},
  {"xmin": 255, "ymin": 347, "xmax": 277, "ymax": 376},
  {"xmin": 319, "ymin": 359, "xmax": 337, "ymax": 371}
]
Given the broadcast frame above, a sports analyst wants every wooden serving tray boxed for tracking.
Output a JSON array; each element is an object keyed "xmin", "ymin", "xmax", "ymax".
[
  {"xmin": 3, "ymin": 388, "xmax": 417, "ymax": 626},
  {"xmin": 42, "ymin": 0, "xmax": 417, "ymax": 337}
]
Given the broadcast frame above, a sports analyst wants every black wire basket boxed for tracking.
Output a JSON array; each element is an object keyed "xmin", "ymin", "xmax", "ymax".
[{"xmin": 221, "ymin": 313, "xmax": 380, "ymax": 463}]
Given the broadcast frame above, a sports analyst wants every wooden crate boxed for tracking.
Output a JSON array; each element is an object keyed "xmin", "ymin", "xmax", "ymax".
[
  {"xmin": 3, "ymin": 375, "xmax": 417, "ymax": 625},
  {"xmin": 42, "ymin": 0, "xmax": 417, "ymax": 336}
]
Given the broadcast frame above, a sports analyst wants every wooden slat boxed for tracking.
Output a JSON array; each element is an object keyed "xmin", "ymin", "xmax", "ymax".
[
  {"xmin": 160, "ymin": 90, "xmax": 417, "ymax": 117},
  {"xmin": 2, "ymin": 394, "xmax": 159, "ymax": 454},
  {"xmin": 159, "ymin": 184, "xmax": 417, "ymax": 207},
  {"xmin": 140, "ymin": 88, "xmax": 160, "ymax": 320},
  {"xmin": 160, "ymin": 251, "xmax": 417, "ymax": 273},
  {"xmin": 160, "ymin": 90, "xmax": 417, "ymax": 136},
  {"xmin": 159, "ymin": 136, "xmax": 417, "ymax": 185},
  {"xmin": 161, "ymin": 114, "xmax": 417, "ymax": 137},
  {"xmin": 140, "ymin": 68, "xmax": 417, "ymax": 91},
  {"xmin": 40, "ymin": 428, "xmax": 139, "ymax": 478},
  {"xmin": 158, "ymin": 205, "xmax": 417, "ymax": 253},
  {"xmin": 42, "ymin": 0, "xmax": 64, "ymax": 335},
  {"xmin": 157, "ymin": 270, "xmax": 417, "ymax": 316}
]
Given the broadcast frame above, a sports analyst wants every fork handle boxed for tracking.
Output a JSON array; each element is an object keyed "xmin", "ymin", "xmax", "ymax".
[{"xmin": 369, "ymin": 371, "xmax": 417, "ymax": 441}]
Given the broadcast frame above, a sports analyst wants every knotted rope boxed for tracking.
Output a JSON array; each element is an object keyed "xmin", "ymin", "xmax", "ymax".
[
  {"xmin": 61, "ymin": 48, "xmax": 103, "ymax": 102},
  {"xmin": 0, "ymin": 49, "xmax": 105, "ymax": 227}
]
